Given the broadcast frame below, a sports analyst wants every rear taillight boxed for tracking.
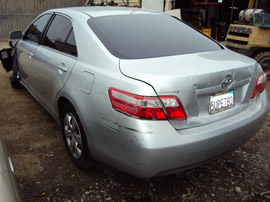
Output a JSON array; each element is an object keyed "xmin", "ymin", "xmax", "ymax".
[
  {"xmin": 159, "ymin": 96, "xmax": 187, "ymax": 120},
  {"xmin": 252, "ymin": 72, "xmax": 266, "ymax": 99},
  {"xmin": 109, "ymin": 88, "xmax": 187, "ymax": 120}
]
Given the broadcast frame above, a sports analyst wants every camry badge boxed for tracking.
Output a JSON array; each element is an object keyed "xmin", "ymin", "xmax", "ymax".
[{"xmin": 221, "ymin": 75, "xmax": 233, "ymax": 89}]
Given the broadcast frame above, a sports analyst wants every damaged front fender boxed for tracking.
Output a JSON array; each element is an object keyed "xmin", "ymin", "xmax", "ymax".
[{"xmin": 0, "ymin": 48, "xmax": 13, "ymax": 72}]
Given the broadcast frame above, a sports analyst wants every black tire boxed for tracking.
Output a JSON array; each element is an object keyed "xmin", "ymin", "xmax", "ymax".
[
  {"xmin": 10, "ymin": 73, "xmax": 22, "ymax": 89},
  {"xmin": 60, "ymin": 103, "xmax": 95, "ymax": 169},
  {"xmin": 254, "ymin": 51, "xmax": 270, "ymax": 78},
  {"xmin": 10, "ymin": 51, "xmax": 23, "ymax": 89}
]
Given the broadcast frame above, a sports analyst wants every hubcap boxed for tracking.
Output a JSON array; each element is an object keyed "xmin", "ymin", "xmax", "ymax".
[{"xmin": 63, "ymin": 113, "xmax": 82, "ymax": 159}]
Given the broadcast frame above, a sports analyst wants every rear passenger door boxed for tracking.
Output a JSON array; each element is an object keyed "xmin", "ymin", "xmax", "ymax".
[{"xmin": 32, "ymin": 14, "xmax": 77, "ymax": 114}]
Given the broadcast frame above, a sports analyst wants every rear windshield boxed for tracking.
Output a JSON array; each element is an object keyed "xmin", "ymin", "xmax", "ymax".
[{"xmin": 88, "ymin": 14, "xmax": 222, "ymax": 59}]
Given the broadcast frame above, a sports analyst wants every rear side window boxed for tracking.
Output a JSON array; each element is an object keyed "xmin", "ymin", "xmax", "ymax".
[
  {"xmin": 88, "ymin": 14, "xmax": 222, "ymax": 59},
  {"xmin": 24, "ymin": 14, "xmax": 51, "ymax": 44},
  {"xmin": 43, "ymin": 15, "xmax": 72, "ymax": 52},
  {"xmin": 63, "ymin": 29, "xmax": 77, "ymax": 57}
]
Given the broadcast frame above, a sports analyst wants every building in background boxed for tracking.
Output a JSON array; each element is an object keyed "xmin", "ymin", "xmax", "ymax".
[
  {"xmin": 0, "ymin": 0, "xmax": 85, "ymax": 37},
  {"xmin": 86, "ymin": 0, "xmax": 137, "ymax": 6},
  {"xmin": 1, "ymin": 0, "xmax": 269, "ymax": 40}
]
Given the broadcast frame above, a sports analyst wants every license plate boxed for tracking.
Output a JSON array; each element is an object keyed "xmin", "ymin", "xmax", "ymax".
[{"xmin": 209, "ymin": 90, "xmax": 234, "ymax": 114}]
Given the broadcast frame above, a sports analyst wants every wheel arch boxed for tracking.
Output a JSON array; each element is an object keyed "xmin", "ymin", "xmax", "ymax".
[
  {"xmin": 57, "ymin": 96, "xmax": 76, "ymax": 124},
  {"xmin": 56, "ymin": 95, "xmax": 88, "ymax": 130}
]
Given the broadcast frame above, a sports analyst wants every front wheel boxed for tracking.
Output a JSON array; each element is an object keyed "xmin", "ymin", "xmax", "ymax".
[
  {"xmin": 61, "ymin": 104, "xmax": 95, "ymax": 169},
  {"xmin": 10, "ymin": 51, "xmax": 22, "ymax": 89},
  {"xmin": 254, "ymin": 51, "xmax": 270, "ymax": 78},
  {"xmin": 10, "ymin": 72, "xmax": 22, "ymax": 88}
]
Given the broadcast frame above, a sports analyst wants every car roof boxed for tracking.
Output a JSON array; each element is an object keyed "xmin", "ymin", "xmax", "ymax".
[{"xmin": 48, "ymin": 6, "xmax": 162, "ymax": 18}]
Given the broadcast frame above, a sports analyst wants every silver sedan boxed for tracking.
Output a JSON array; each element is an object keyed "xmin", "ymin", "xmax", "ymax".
[{"xmin": 1, "ymin": 7, "xmax": 269, "ymax": 178}]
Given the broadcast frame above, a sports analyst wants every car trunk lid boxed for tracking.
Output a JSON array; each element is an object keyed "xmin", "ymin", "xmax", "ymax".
[{"xmin": 119, "ymin": 49, "xmax": 259, "ymax": 130}]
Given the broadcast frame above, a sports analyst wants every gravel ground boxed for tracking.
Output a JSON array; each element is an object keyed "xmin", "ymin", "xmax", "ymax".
[{"xmin": 0, "ymin": 41, "xmax": 270, "ymax": 202}]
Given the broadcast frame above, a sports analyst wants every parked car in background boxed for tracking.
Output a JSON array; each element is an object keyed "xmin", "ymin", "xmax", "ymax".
[
  {"xmin": 0, "ymin": 7, "xmax": 269, "ymax": 178},
  {"xmin": 0, "ymin": 137, "xmax": 21, "ymax": 202}
]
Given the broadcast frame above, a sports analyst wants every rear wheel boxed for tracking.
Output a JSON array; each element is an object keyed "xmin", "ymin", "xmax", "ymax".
[
  {"xmin": 254, "ymin": 51, "xmax": 270, "ymax": 78},
  {"xmin": 61, "ymin": 103, "xmax": 95, "ymax": 169}
]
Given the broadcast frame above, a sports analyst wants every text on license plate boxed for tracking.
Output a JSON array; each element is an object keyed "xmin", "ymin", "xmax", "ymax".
[{"xmin": 209, "ymin": 90, "xmax": 234, "ymax": 114}]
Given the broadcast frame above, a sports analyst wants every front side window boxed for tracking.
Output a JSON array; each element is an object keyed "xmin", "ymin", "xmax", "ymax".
[
  {"xmin": 42, "ymin": 15, "xmax": 72, "ymax": 52},
  {"xmin": 24, "ymin": 14, "xmax": 51, "ymax": 44}
]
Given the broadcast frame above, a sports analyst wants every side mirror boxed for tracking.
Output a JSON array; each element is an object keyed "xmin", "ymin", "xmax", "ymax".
[
  {"xmin": 9, "ymin": 31, "xmax": 22, "ymax": 48},
  {"xmin": 10, "ymin": 31, "xmax": 22, "ymax": 40}
]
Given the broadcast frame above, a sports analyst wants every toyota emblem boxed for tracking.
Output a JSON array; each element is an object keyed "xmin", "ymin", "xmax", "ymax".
[{"xmin": 221, "ymin": 75, "xmax": 233, "ymax": 89}]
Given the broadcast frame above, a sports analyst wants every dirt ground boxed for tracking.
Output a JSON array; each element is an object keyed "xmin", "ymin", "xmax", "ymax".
[{"xmin": 0, "ymin": 41, "xmax": 270, "ymax": 202}]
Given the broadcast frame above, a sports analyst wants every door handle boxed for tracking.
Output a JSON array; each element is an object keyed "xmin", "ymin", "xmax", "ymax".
[
  {"xmin": 28, "ymin": 52, "xmax": 34, "ymax": 58},
  {"xmin": 58, "ymin": 63, "xmax": 68, "ymax": 72}
]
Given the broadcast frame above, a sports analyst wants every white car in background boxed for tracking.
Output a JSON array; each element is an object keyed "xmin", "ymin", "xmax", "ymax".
[{"xmin": 0, "ymin": 137, "xmax": 21, "ymax": 202}]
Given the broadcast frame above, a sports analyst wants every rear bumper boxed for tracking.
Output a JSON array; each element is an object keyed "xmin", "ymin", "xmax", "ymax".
[{"xmin": 85, "ymin": 90, "xmax": 269, "ymax": 179}]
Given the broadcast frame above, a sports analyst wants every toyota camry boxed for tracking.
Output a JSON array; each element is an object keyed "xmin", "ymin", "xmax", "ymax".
[{"xmin": 0, "ymin": 7, "xmax": 269, "ymax": 178}]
